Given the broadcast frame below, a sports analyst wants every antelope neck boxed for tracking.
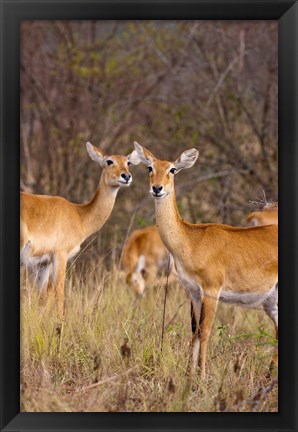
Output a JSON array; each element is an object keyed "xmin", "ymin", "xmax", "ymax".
[
  {"xmin": 154, "ymin": 192, "xmax": 187, "ymax": 255},
  {"xmin": 79, "ymin": 175, "xmax": 119, "ymax": 239}
]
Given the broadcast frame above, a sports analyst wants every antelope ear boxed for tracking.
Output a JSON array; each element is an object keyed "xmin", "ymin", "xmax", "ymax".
[
  {"xmin": 86, "ymin": 142, "xmax": 105, "ymax": 167},
  {"xmin": 173, "ymin": 148, "xmax": 199, "ymax": 173},
  {"xmin": 127, "ymin": 149, "xmax": 142, "ymax": 166},
  {"xmin": 134, "ymin": 141, "xmax": 156, "ymax": 167}
]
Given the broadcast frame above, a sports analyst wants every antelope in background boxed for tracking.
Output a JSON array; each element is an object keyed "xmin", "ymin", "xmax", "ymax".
[
  {"xmin": 20, "ymin": 142, "xmax": 140, "ymax": 318},
  {"xmin": 121, "ymin": 225, "xmax": 175, "ymax": 296},
  {"xmin": 247, "ymin": 202, "xmax": 278, "ymax": 226},
  {"xmin": 133, "ymin": 142, "xmax": 278, "ymax": 380}
]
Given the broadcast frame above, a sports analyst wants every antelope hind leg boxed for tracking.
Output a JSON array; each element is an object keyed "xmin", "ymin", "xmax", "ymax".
[{"xmin": 263, "ymin": 284, "xmax": 278, "ymax": 372}]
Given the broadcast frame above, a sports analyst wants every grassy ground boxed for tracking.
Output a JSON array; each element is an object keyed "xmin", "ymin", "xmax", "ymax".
[{"xmin": 20, "ymin": 259, "xmax": 278, "ymax": 412}]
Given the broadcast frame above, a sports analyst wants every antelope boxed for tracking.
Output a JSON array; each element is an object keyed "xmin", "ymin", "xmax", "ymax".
[
  {"xmin": 121, "ymin": 225, "xmax": 175, "ymax": 296},
  {"xmin": 20, "ymin": 142, "xmax": 140, "ymax": 318},
  {"xmin": 247, "ymin": 203, "xmax": 278, "ymax": 226},
  {"xmin": 133, "ymin": 142, "xmax": 278, "ymax": 379}
]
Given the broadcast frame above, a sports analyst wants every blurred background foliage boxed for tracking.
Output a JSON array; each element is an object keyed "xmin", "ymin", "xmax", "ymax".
[{"xmin": 20, "ymin": 20, "xmax": 278, "ymax": 260}]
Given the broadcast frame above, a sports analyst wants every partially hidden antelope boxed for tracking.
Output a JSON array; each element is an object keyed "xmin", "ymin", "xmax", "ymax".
[
  {"xmin": 20, "ymin": 142, "xmax": 140, "ymax": 318},
  {"xmin": 133, "ymin": 142, "xmax": 278, "ymax": 379},
  {"xmin": 246, "ymin": 203, "xmax": 278, "ymax": 226},
  {"xmin": 121, "ymin": 225, "xmax": 176, "ymax": 296}
]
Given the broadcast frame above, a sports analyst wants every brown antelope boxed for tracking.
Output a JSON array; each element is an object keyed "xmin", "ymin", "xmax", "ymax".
[
  {"xmin": 133, "ymin": 142, "xmax": 278, "ymax": 379},
  {"xmin": 247, "ymin": 203, "xmax": 278, "ymax": 226},
  {"xmin": 20, "ymin": 142, "xmax": 140, "ymax": 318},
  {"xmin": 121, "ymin": 225, "xmax": 175, "ymax": 296}
]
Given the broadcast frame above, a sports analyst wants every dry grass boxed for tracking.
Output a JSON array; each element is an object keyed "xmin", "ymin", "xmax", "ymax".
[{"xmin": 20, "ymin": 259, "xmax": 278, "ymax": 412}]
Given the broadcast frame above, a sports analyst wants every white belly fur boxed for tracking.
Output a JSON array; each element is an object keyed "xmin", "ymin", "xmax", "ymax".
[
  {"xmin": 21, "ymin": 248, "xmax": 51, "ymax": 268},
  {"xmin": 219, "ymin": 285, "xmax": 277, "ymax": 307},
  {"xmin": 21, "ymin": 242, "xmax": 81, "ymax": 290},
  {"xmin": 21, "ymin": 243, "xmax": 80, "ymax": 267}
]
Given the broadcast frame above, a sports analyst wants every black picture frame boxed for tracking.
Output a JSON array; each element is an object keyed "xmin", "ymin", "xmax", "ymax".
[{"xmin": 0, "ymin": 1, "xmax": 297, "ymax": 431}]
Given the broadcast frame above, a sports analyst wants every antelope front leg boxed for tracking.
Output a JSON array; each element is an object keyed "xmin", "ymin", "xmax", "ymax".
[
  {"xmin": 188, "ymin": 293, "xmax": 202, "ymax": 377},
  {"xmin": 198, "ymin": 290, "xmax": 219, "ymax": 380},
  {"xmin": 51, "ymin": 253, "xmax": 67, "ymax": 320}
]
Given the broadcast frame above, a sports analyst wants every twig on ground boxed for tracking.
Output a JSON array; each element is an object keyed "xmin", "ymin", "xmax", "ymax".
[
  {"xmin": 231, "ymin": 378, "xmax": 278, "ymax": 412},
  {"xmin": 75, "ymin": 365, "xmax": 138, "ymax": 394}
]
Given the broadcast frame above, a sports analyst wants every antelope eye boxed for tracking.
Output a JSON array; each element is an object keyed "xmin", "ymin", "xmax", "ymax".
[
  {"xmin": 169, "ymin": 168, "xmax": 177, "ymax": 174},
  {"xmin": 148, "ymin": 166, "xmax": 153, "ymax": 173},
  {"xmin": 127, "ymin": 161, "xmax": 132, "ymax": 166},
  {"xmin": 106, "ymin": 160, "xmax": 114, "ymax": 166}
]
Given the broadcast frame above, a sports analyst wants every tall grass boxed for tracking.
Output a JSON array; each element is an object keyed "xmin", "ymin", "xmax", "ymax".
[{"xmin": 20, "ymin": 258, "xmax": 278, "ymax": 412}]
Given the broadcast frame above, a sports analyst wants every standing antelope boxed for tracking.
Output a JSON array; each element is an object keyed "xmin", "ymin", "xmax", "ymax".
[
  {"xmin": 121, "ymin": 225, "xmax": 175, "ymax": 296},
  {"xmin": 247, "ymin": 203, "xmax": 278, "ymax": 226},
  {"xmin": 20, "ymin": 142, "xmax": 139, "ymax": 318},
  {"xmin": 133, "ymin": 142, "xmax": 278, "ymax": 379}
]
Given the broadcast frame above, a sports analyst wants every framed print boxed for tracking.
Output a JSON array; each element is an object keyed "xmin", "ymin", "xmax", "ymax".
[{"xmin": 1, "ymin": 0, "xmax": 297, "ymax": 431}]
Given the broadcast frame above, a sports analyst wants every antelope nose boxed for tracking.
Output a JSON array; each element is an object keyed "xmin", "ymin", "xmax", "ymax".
[
  {"xmin": 152, "ymin": 185, "xmax": 163, "ymax": 194},
  {"xmin": 121, "ymin": 173, "xmax": 131, "ymax": 182}
]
